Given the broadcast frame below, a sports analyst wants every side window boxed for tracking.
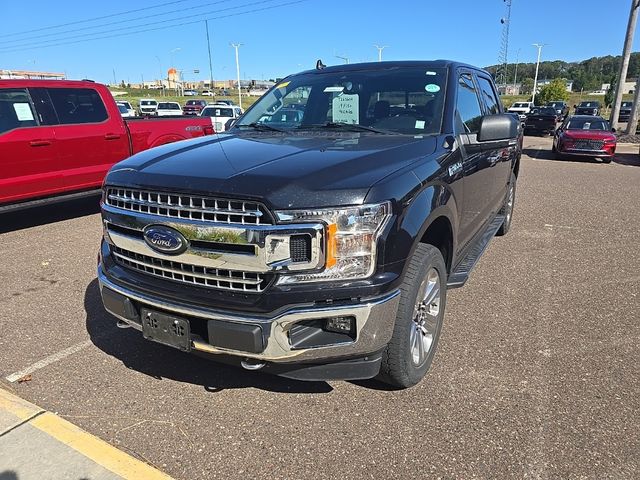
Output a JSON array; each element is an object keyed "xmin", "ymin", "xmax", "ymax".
[
  {"xmin": 456, "ymin": 74, "xmax": 483, "ymax": 134},
  {"xmin": 477, "ymin": 76, "xmax": 501, "ymax": 115},
  {"xmin": 0, "ymin": 89, "xmax": 38, "ymax": 135},
  {"xmin": 47, "ymin": 88, "xmax": 108, "ymax": 125},
  {"xmin": 29, "ymin": 88, "xmax": 58, "ymax": 125}
]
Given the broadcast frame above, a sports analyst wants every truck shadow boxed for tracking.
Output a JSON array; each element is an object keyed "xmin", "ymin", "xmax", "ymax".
[
  {"xmin": 0, "ymin": 195, "xmax": 101, "ymax": 233},
  {"xmin": 83, "ymin": 279, "xmax": 333, "ymax": 394}
]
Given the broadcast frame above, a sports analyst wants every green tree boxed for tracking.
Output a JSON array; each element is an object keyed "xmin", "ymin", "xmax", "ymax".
[
  {"xmin": 520, "ymin": 77, "xmax": 534, "ymax": 95},
  {"xmin": 604, "ymin": 75, "xmax": 616, "ymax": 108},
  {"xmin": 536, "ymin": 78, "xmax": 570, "ymax": 105}
]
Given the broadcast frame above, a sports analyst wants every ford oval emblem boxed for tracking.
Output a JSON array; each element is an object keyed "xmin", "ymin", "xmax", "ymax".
[{"xmin": 143, "ymin": 225, "xmax": 188, "ymax": 255}]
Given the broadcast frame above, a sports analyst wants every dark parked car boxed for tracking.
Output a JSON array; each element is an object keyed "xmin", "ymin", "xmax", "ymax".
[
  {"xmin": 552, "ymin": 115, "xmax": 617, "ymax": 163},
  {"xmin": 618, "ymin": 101, "xmax": 633, "ymax": 123},
  {"xmin": 97, "ymin": 60, "xmax": 520, "ymax": 388},
  {"xmin": 547, "ymin": 101, "xmax": 569, "ymax": 120},
  {"xmin": 574, "ymin": 101, "xmax": 600, "ymax": 116},
  {"xmin": 182, "ymin": 99, "xmax": 208, "ymax": 115},
  {"xmin": 524, "ymin": 106, "xmax": 558, "ymax": 135}
]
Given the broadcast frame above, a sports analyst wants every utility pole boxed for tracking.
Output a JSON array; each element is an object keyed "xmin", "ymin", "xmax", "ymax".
[
  {"xmin": 373, "ymin": 45, "xmax": 388, "ymax": 62},
  {"xmin": 205, "ymin": 20, "xmax": 214, "ymax": 92},
  {"xmin": 512, "ymin": 48, "xmax": 521, "ymax": 93},
  {"xmin": 231, "ymin": 43, "xmax": 243, "ymax": 108},
  {"xmin": 497, "ymin": 0, "xmax": 513, "ymax": 87},
  {"xmin": 531, "ymin": 43, "xmax": 547, "ymax": 106},
  {"xmin": 626, "ymin": 75, "xmax": 640, "ymax": 134},
  {"xmin": 615, "ymin": 0, "xmax": 640, "ymax": 132},
  {"xmin": 112, "ymin": 68, "xmax": 117, "ymax": 86}
]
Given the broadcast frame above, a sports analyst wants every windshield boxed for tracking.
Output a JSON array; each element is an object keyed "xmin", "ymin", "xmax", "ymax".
[
  {"xmin": 621, "ymin": 102, "xmax": 633, "ymax": 108},
  {"xmin": 548, "ymin": 102, "xmax": 563, "ymax": 108},
  {"xmin": 186, "ymin": 100, "xmax": 200, "ymax": 106},
  {"xmin": 118, "ymin": 104, "xmax": 128, "ymax": 113},
  {"xmin": 235, "ymin": 66, "xmax": 447, "ymax": 135},
  {"xmin": 141, "ymin": 100, "xmax": 157, "ymax": 106},
  {"xmin": 579, "ymin": 102, "xmax": 598, "ymax": 107},
  {"xmin": 512, "ymin": 103, "xmax": 529, "ymax": 108},
  {"xmin": 202, "ymin": 107, "xmax": 234, "ymax": 117},
  {"xmin": 531, "ymin": 107, "xmax": 557, "ymax": 115},
  {"xmin": 158, "ymin": 103, "xmax": 179, "ymax": 109},
  {"xmin": 567, "ymin": 118, "xmax": 610, "ymax": 130}
]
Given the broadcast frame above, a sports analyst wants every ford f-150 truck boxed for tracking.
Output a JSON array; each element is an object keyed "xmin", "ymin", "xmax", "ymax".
[
  {"xmin": 98, "ymin": 61, "xmax": 520, "ymax": 388},
  {"xmin": 0, "ymin": 80, "xmax": 215, "ymax": 211}
]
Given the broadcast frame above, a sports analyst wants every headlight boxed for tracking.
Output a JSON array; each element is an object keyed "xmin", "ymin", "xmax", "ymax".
[{"xmin": 275, "ymin": 202, "xmax": 392, "ymax": 284}]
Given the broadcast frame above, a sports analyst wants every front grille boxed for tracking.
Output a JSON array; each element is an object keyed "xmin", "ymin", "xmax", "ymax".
[
  {"xmin": 573, "ymin": 140, "xmax": 604, "ymax": 150},
  {"xmin": 112, "ymin": 246, "xmax": 270, "ymax": 293},
  {"xmin": 105, "ymin": 187, "xmax": 271, "ymax": 225}
]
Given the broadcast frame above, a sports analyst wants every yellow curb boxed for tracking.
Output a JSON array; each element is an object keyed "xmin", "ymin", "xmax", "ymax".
[{"xmin": 0, "ymin": 388, "xmax": 171, "ymax": 480}]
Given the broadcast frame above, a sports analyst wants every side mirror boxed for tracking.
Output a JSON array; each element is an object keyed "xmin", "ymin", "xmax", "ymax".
[
  {"xmin": 573, "ymin": 105, "xmax": 577, "ymax": 109},
  {"xmin": 477, "ymin": 114, "xmax": 518, "ymax": 142}
]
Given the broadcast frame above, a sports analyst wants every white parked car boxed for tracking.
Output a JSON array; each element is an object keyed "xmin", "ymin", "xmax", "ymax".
[
  {"xmin": 200, "ymin": 105, "xmax": 243, "ymax": 132},
  {"xmin": 139, "ymin": 98, "xmax": 158, "ymax": 116},
  {"xmin": 184, "ymin": 90, "xmax": 198, "ymax": 96},
  {"xmin": 508, "ymin": 101, "xmax": 534, "ymax": 120},
  {"xmin": 201, "ymin": 90, "xmax": 214, "ymax": 96},
  {"xmin": 116, "ymin": 101, "xmax": 135, "ymax": 117},
  {"xmin": 156, "ymin": 102, "xmax": 183, "ymax": 116},
  {"xmin": 117, "ymin": 103, "xmax": 135, "ymax": 118}
]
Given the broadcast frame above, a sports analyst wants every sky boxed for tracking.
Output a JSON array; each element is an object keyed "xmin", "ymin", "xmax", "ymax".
[{"xmin": 1, "ymin": 0, "xmax": 639, "ymax": 84}]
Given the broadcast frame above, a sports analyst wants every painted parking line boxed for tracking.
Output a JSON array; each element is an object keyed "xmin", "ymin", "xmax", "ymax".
[
  {"xmin": 0, "ymin": 388, "xmax": 171, "ymax": 479},
  {"xmin": 5, "ymin": 340, "xmax": 93, "ymax": 383}
]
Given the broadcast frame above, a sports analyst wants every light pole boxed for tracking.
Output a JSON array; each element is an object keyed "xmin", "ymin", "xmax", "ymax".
[
  {"xmin": 231, "ymin": 43, "xmax": 243, "ymax": 108},
  {"xmin": 205, "ymin": 20, "xmax": 215, "ymax": 92},
  {"xmin": 373, "ymin": 45, "xmax": 388, "ymax": 62},
  {"xmin": 531, "ymin": 43, "xmax": 548, "ymax": 105},
  {"xmin": 335, "ymin": 54, "xmax": 349, "ymax": 64},
  {"xmin": 154, "ymin": 55, "xmax": 164, "ymax": 96},
  {"xmin": 512, "ymin": 48, "xmax": 521, "ymax": 93}
]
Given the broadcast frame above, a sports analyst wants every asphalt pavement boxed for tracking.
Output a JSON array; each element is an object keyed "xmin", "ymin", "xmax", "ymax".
[{"xmin": 1, "ymin": 136, "xmax": 639, "ymax": 479}]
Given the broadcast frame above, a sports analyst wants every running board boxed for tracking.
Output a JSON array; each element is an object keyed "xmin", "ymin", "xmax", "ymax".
[
  {"xmin": 0, "ymin": 189, "xmax": 101, "ymax": 214},
  {"xmin": 447, "ymin": 214, "xmax": 505, "ymax": 289}
]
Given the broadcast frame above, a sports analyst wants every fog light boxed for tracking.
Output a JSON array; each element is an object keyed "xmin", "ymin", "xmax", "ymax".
[{"xmin": 325, "ymin": 316, "xmax": 354, "ymax": 334}]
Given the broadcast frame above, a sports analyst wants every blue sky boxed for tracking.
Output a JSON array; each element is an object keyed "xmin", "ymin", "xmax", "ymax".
[{"xmin": 1, "ymin": 0, "xmax": 638, "ymax": 84}]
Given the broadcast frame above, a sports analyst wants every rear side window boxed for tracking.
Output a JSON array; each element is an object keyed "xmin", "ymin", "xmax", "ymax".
[
  {"xmin": 456, "ymin": 73, "xmax": 483, "ymax": 134},
  {"xmin": 477, "ymin": 76, "xmax": 500, "ymax": 115},
  {"xmin": 0, "ymin": 89, "xmax": 38, "ymax": 134},
  {"xmin": 47, "ymin": 88, "xmax": 108, "ymax": 124}
]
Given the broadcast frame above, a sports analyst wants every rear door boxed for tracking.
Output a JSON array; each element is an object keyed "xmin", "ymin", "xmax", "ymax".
[
  {"xmin": 0, "ymin": 87, "xmax": 61, "ymax": 205},
  {"xmin": 46, "ymin": 86, "xmax": 129, "ymax": 190}
]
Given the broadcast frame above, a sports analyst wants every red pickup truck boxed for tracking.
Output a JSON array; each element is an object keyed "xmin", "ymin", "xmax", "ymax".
[{"xmin": 0, "ymin": 79, "xmax": 215, "ymax": 211}]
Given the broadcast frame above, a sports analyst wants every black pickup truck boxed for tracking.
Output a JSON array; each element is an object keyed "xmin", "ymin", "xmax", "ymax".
[{"xmin": 98, "ymin": 60, "xmax": 520, "ymax": 388}]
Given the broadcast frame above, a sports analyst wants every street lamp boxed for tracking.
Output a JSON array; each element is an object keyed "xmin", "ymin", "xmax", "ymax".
[
  {"xmin": 335, "ymin": 54, "xmax": 349, "ymax": 64},
  {"xmin": 230, "ymin": 43, "xmax": 243, "ymax": 108},
  {"xmin": 531, "ymin": 43, "xmax": 549, "ymax": 105},
  {"xmin": 373, "ymin": 45, "xmax": 388, "ymax": 62}
]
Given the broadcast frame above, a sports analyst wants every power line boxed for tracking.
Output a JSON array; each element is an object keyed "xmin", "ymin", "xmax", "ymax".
[
  {"xmin": 0, "ymin": 0, "xmax": 235, "ymax": 46},
  {"xmin": 0, "ymin": 0, "xmax": 196, "ymax": 39},
  {"xmin": 0, "ymin": 0, "xmax": 309, "ymax": 54},
  {"xmin": 0, "ymin": 0, "xmax": 282, "ymax": 51}
]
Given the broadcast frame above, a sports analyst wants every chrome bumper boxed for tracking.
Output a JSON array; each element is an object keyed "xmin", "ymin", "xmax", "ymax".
[{"xmin": 97, "ymin": 265, "xmax": 400, "ymax": 363}]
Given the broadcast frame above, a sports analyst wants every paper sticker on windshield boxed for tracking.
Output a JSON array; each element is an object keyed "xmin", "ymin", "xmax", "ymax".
[
  {"xmin": 425, "ymin": 84, "xmax": 440, "ymax": 93},
  {"xmin": 332, "ymin": 94, "xmax": 359, "ymax": 124},
  {"xmin": 415, "ymin": 120, "xmax": 426, "ymax": 129},
  {"xmin": 13, "ymin": 103, "xmax": 34, "ymax": 121},
  {"xmin": 425, "ymin": 71, "xmax": 437, "ymax": 76},
  {"xmin": 324, "ymin": 86, "xmax": 344, "ymax": 93}
]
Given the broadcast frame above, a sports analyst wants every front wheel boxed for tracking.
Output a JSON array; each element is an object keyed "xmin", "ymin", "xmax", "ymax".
[{"xmin": 378, "ymin": 244, "xmax": 447, "ymax": 388}]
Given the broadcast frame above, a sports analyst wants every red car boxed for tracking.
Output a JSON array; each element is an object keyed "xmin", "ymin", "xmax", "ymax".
[
  {"xmin": 552, "ymin": 115, "xmax": 617, "ymax": 163},
  {"xmin": 0, "ymin": 79, "xmax": 215, "ymax": 211},
  {"xmin": 182, "ymin": 99, "xmax": 208, "ymax": 115}
]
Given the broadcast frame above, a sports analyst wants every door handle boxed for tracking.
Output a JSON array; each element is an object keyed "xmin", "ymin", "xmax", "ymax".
[
  {"xmin": 29, "ymin": 140, "xmax": 51, "ymax": 147},
  {"xmin": 104, "ymin": 134, "xmax": 121, "ymax": 140}
]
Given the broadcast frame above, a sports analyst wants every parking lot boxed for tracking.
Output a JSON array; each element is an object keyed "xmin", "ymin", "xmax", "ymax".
[{"xmin": 0, "ymin": 136, "xmax": 638, "ymax": 479}]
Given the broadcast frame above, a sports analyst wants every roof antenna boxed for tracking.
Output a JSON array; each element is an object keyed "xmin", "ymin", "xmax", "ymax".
[{"xmin": 316, "ymin": 59, "xmax": 326, "ymax": 70}]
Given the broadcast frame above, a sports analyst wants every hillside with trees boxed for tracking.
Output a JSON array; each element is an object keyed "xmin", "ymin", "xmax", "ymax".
[{"xmin": 485, "ymin": 52, "xmax": 640, "ymax": 92}]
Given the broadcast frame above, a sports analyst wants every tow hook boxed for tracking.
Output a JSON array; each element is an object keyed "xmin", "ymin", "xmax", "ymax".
[
  {"xmin": 116, "ymin": 319, "xmax": 132, "ymax": 329},
  {"xmin": 241, "ymin": 359, "xmax": 266, "ymax": 371}
]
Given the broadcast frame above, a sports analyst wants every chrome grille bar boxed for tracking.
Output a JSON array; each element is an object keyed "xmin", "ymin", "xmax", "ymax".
[
  {"xmin": 112, "ymin": 246, "xmax": 269, "ymax": 292},
  {"xmin": 105, "ymin": 188, "xmax": 270, "ymax": 225}
]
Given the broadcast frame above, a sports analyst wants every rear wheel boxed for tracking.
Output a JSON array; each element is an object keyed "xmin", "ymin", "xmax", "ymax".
[
  {"xmin": 496, "ymin": 172, "xmax": 516, "ymax": 236},
  {"xmin": 378, "ymin": 244, "xmax": 447, "ymax": 388}
]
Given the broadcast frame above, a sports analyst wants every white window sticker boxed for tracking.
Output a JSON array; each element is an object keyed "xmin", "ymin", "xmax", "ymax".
[
  {"xmin": 415, "ymin": 120, "xmax": 426, "ymax": 129},
  {"xmin": 425, "ymin": 71, "xmax": 437, "ymax": 76},
  {"xmin": 332, "ymin": 94, "xmax": 359, "ymax": 124},
  {"xmin": 13, "ymin": 103, "xmax": 34, "ymax": 121},
  {"xmin": 324, "ymin": 86, "xmax": 345, "ymax": 93},
  {"xmin": 425, "ymin": 84, "xmax": 440, "ymax": 93}
]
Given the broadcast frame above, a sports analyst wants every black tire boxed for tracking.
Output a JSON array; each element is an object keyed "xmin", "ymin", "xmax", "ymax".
[
  {"xmin": 552, "ymin": 142, "xmax": 557, "ymax": 153},
  {"xmin": 496, "ymin": 172, "xmax": 516, "ymax": 236},
  {"xmin": 602, "ymin": 156, "xmax": 612, "ymax": 164},
  {"xmin": 378, "ymin": 244, "xmax": 447, "ymax": 388}
]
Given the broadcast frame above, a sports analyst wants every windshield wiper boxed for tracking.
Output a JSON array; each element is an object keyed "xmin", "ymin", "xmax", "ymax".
[
  {"xmin": 236, "ymin": 122, "xmax": 287, "ymax": 132},
  {"xmin": 299, "ymin": 122, "xmax": 395, "ymax": 134}
]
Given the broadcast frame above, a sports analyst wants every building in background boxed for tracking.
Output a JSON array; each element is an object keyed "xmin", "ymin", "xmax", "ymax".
[
  {"xmin": 0, "ymin": 69, "xmax": 65, "ymax": 80},
  {"xmin": 601, "ymin": 79, "xmax": 636, "ymax": 95}
]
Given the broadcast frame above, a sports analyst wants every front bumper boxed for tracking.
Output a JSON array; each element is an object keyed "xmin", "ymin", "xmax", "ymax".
[
  {"xmin": 98, "ymin": 264, "xmax": 400, "ymax": 364},
  {"xmin": 560, "ymin": 147, "xmax": 615, "ymax": 158}
]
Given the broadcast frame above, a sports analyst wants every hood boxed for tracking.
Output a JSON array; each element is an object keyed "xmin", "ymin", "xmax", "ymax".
[
  {"xmin": 562, "ymin": 130, "xmax": 616, "ymax": 141},
  {"xmin": 107, "ymin": 132, "xmax": 437, "ymax": 209}
]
